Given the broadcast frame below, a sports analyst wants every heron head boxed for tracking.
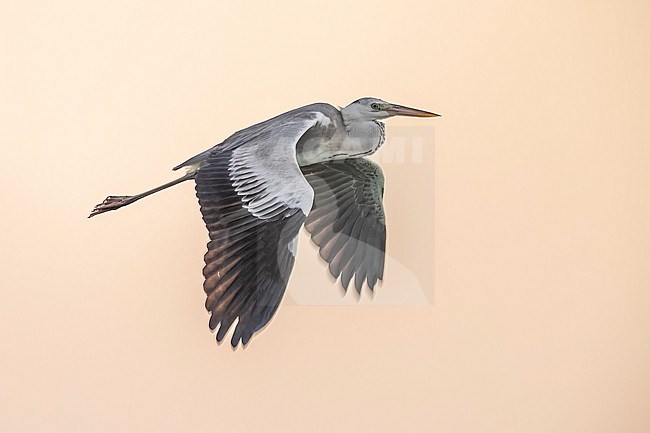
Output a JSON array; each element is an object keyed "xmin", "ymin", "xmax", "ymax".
[{"xmin": 342, "ymin": 97, "xmax": 440, "ymax": 122}]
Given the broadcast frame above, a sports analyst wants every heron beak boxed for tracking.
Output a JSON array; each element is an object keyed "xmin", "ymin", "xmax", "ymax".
[{"xmin": 387, "ymin": 104, "xmax": 440, "ymax": 118}]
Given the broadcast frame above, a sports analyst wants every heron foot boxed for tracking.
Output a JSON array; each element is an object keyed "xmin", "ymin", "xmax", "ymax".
[{"xmin": 88, "ymin": 195, "xmax": 134, "ymax": 218}]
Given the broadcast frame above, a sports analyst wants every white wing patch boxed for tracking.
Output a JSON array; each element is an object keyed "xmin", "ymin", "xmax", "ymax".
[
  {"xmin": 287, "ymin": 235, "xmax": 299, "ymax": 257},
  {"xmin": 314, "ymin": 111, "xmax": 332, "ymax": 127}
]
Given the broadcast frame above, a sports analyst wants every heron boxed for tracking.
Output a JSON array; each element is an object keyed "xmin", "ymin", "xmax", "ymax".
[{"xmin": 90, "ymin": 97, "xmax": 439, "ymax": 346}]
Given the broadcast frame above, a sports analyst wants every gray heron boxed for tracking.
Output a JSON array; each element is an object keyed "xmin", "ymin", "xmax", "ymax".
[{"xmin": 90, "ymin": 97, "xmax": 439, "ymax": 346}]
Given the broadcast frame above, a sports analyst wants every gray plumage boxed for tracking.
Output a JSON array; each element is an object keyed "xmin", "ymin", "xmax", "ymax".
[
  {"xmin": 89, "ymin": 97, "xmax": 438, "ymax": 347},
  {"xmin": 302, "ymin": 158, "xmax": 386, "ymax": 294},
  {"xmin": 174, "ymin": 102, "xmax": 384, "ymax": 172}
]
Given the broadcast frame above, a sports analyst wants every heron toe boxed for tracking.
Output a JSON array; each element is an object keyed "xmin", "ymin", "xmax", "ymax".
[{"xmin": 88, "ymin": 195, "xmax": 134, "ymax": 218}]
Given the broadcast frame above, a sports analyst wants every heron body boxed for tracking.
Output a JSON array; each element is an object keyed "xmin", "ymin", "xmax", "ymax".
[
  {"xmin": 174, "ymin": 99, "xmax": 390, "ymax": 172},
  {"xmin": 90, "ymin": 97, "xmax": 438, "ymax": 347}
]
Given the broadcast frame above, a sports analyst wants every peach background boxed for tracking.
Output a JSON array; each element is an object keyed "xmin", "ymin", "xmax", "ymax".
[{"xmin": 1, "ymin": 1, "xmax": 649, "ymax": 432}]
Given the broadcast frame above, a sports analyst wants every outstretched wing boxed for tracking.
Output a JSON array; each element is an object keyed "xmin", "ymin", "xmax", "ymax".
[
  {"xmin": 195, "ymin": 112, "xmax": 326, "ymax": 347},
  {"xmin": 301, "ymin": 158, "xmax": 386, "ymax": 293}
]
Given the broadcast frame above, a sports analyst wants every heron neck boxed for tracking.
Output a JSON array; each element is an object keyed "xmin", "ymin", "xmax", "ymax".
[
  {"xmin": 342, "ymin": 120, "xmax": 384, "ymax": 156},
  {"xmin": 296, "ymin": 118, "xmax": 384, "ymax": 166}
]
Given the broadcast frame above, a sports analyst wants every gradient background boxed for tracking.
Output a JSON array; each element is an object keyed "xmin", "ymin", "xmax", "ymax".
[{"xmin": 2, "ymin": 1, "xmax": 649, "ymax": 432}]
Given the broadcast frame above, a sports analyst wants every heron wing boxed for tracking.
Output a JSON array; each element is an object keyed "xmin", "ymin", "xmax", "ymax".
[
  {"xmin": 195, "ymin": 112, "xmax": 325, "ymax": 347},
  {"xmin": 301, "ymin": 158, "xmax": 386, "ymax": 293}
]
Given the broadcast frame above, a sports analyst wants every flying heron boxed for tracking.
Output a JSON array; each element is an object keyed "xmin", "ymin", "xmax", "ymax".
[{"xmin": 90, "ymin": 97, "xmax": 439, "ymax": 346}]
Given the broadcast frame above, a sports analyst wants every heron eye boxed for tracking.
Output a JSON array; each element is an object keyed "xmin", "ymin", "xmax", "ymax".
[{"xmin": 370, "ymin": 103, "xmax": 379, "ymax": 110}]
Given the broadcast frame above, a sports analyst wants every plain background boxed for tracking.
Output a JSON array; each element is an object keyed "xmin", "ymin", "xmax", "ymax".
[{"xmin": 1, "ymin": 1, "xmax": 649, "ymax": 432}]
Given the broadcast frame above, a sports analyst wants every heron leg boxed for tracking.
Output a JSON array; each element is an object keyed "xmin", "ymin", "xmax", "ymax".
[{"xmin": 88, "ymin": 172, "xmax": 195, "ymax": 218}]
